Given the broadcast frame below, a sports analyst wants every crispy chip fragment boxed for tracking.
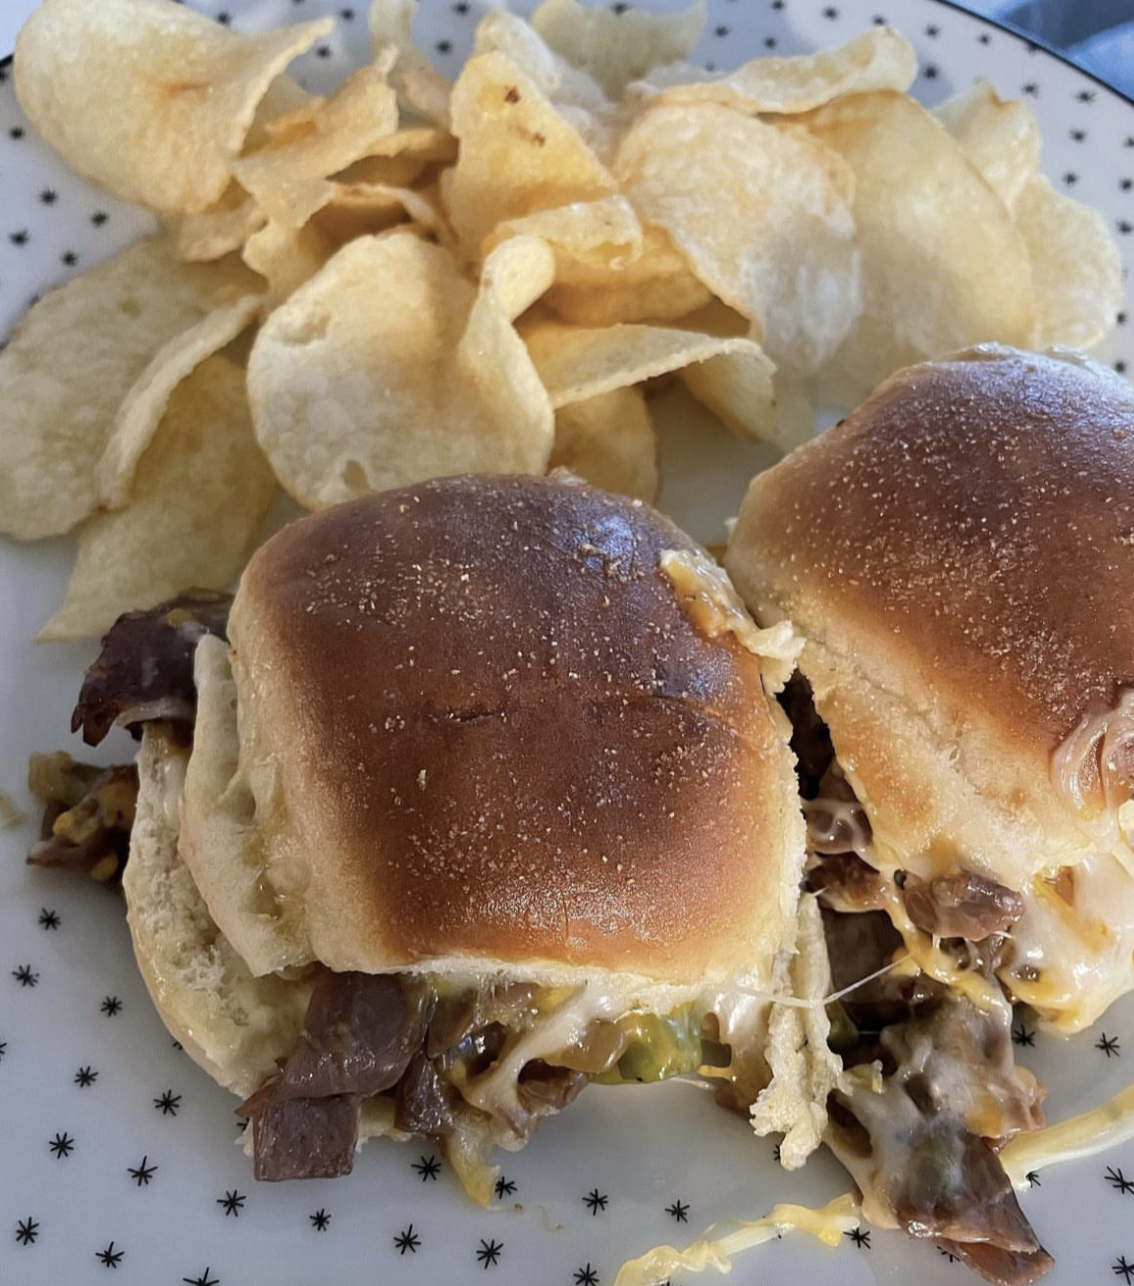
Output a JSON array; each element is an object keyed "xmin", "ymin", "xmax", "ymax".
[
  {"xmin": 545, "ymin": 222, "xmax": 711, "ymax": 326},
  {"xmin": 96, "ymin": 294, "xmax": 265, "ymax": 509},
  {"xmin": 549, "ymin": 387, "xmax": 658, "ymax": 502},
  {"xmin": 627, "ymin": 26, "xmax": 916, "ymax": 114},
  {"xmin": 616, "ymin": 105, "xmax": 858, "ymax": 374},
  {"xmin": 39, "ymin": 354, "xmax": 276, "ymax": 641},
  {"xmin": 368, "ymin": 0, "xmax": 453, "ymax": 127},
  {"xmin": 164, "ymin": 184, "xmax": 268, "ymax": 263},
  {"xmin": 0, "ymin": 239, "xmax": 264, "ymax": 541},
  {"xmin": 231, "ymin": 58, "xmax": 401, "ymax": 228},
  {"xmin": 932, "ymin": 80, "xmax": 1041, "ymax": 211},
  {"xmin": 248, "ymin": 233, "xmax": 555, "ymax": 508},
  {"xmin": 1014, "ymin": 175, "xmax": 1124, "ymax": 351},
  {"xmin": 15, "ymin": 0, "xmax": 332, "ymax": 213},
  {"xmin": 485, "ymin": 195, "xmax": 643, "ymax": 269},
  {"xmin": 444, "ymin": 49, "xmax": 616, "ymax": 254},
  {"xmin": 802, "ymin": 89, "xmax": 1034, "ymax": 398},
  {"xmin": 523, "ymin": 317, "xmax": 779, "ymax": 445},
  {"xmin": 531, "ymin": 0, "xmax": 706, "ymax": 101}
]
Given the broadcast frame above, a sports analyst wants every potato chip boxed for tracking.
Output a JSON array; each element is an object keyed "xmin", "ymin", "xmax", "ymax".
[
  {"xmin": 232, "ymin": 58, "xmax": 401, "ymax": 228},
  {"xmin": 801, "ymin": 89, "xmax": 1034, "ymax": 398},
  {"xmin": 96, "ymin": 294, "xmax": 264, "ymax": 509},
  {"xmin": 313, "ymin": 182, "xmax": 444, "ymax": 246},
  {"xmin": 549, "ymin": 386, "xmax": 658, "ymax": 502},
  {"xmin": 1015, "ymin": 175, "xmax": 1124, "ymax": 350},
  {"xmin": 165, "ymin": 184, "xmax": 268, "ymax": 263},
  {"xmin": 484, "ymin": 195, "xmax": 643, "ymax": 269},
  {"xmin": 933, "ymin": 81, "xmax": 1041, "ymax": 211},
  {"xmin": 443, "ymin": 50, "xmax": 616, "ymax": 254},
  {"xmin": 368, "ymin": 0, "xmax": 453, "ymax": 127},
  {"xmin": 545, "ymin": 222, "xmax": 712, "ymax": 326},
  {"xmin": 522, "ymin": 317, "xmax": 779, "ymax": 444},
  {"xmin": 248, "ymin": 233, "xmax": 555, "ymax": 508},
  {"xmin": 531, "ymin": 0, "xmax": 706, "ymax": 101},
  {"xmin": 0, "ymin": 238, "xmax": 264, "ymax": 541},
  {"xmin": 616, "ymin": 105, "xmax": 858, "ymax": 375},
  {"xmin": 15, "ymin": 0, "xmax": 332, "ymax": 214},
  {"xmin": 627, "ymin": 26, "xmax": 916, "ymax": 115},
  {"xmin": 38, "ymin": 355, "xmax": 276, "ymax": 641}
]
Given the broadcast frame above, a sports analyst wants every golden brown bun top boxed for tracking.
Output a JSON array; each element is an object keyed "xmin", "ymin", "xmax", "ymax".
[
  {"xmin": 226, "ymin": 474, "xmax": 801, "ymax": 984},
  {"xmin": 736, "ymin": 347, "xmax": 1134, "ymax": 758},
  {"xmin": 726, "ymin": 347, "xmax": 1134, "ymax": 883}
]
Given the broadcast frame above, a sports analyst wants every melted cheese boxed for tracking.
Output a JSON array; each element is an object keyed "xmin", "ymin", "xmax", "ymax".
[
  {"xmin": 612, "ymin": 1192, "xmax": 860, "ymax": 1286},
  {"xmin": 1001, "ymin": 1081, "xmax": 1134, "ymax": 1189}
]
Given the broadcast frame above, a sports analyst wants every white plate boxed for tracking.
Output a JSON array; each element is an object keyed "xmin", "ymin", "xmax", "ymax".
[{"xmin": 2, "ymin": 3, "xmax": 1134, "ymax": 1284}]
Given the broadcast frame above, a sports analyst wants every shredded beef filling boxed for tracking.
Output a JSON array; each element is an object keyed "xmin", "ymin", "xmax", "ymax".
[
  {"xmin": 791, "ymin": 680, "xmax": 1051, "ymax": 1286},
  {"xmin": 71, "ymin": 589, "xmax": 231, "ymax": 747}
]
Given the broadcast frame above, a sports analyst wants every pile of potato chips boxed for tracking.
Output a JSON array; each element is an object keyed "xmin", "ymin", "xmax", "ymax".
[{"xmin": 0, "ymin": 0, "xmax": 1124, "ymax": 638}]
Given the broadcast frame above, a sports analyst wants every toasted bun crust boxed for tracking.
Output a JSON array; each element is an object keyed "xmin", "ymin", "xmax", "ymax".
[
  {"xmin": 726, "ymin": 346, "xmax": 1134, "ymax": 887},
  {"xmin": 184, "ymin": 474, "xmax": 802, "ymax": 985}
]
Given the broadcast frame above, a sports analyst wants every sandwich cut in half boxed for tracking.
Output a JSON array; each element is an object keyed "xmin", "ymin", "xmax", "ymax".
[
  {"xmin": 726, "ymin": 344, "xmax": 1134, "ymax": 1284},
  {"xmin": 60, "ymin": 473, "xmax": 808, "ymax": 1199}
]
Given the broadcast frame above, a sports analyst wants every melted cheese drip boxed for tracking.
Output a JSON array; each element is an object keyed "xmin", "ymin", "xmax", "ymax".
[
  {"xmin": 659, "ymin": 548, "xmax": 801, "ymax": 691},
  {"xmin": 1001, "ymin": 1081, "xmax": 1134, "ymax": 1189},
  {"xmin": 612, "ymin": 1192, "xmax": 860, "ymax": 1286}
]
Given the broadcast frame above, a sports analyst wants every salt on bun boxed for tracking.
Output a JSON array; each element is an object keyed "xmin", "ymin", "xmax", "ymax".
[{"xmin": 726, "ymin": 344, "xmax": 1134, "ymax": 1029}]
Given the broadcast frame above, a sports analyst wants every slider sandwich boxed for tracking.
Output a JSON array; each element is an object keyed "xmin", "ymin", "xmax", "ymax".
[
  {"xmin": 64, "ymin": 473, "xmax": 809, "ymax": 1197},
  {"xmin": 726, "ymin": 345, "xmax": 1134, "ymax": 1284}
]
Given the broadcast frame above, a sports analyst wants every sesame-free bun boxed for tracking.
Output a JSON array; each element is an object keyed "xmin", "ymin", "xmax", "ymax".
[
  {"xmin": 726, "ymin": 346, "xmax": 1134, "ymax": 890},
  {"xmin": 179, "ymin": 473, "xmax": 803, "ymax": 988}
]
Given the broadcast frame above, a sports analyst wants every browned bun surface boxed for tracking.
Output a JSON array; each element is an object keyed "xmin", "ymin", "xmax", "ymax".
[
  {"xmin": 726, "ymin": 346, "xmax": 1134, "ymax": 885},
  {"xmin": 225, "ymin": 474, "xmax": 799, "ymax": 984}
]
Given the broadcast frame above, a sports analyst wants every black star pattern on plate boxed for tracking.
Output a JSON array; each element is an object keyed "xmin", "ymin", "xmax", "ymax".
[
  {"xmin": 939, "ymin": 1245, "xmax": 961, "ymax": 1262},
  {"xmin": 15, "ymin": 1217, "xmax": 39, "ymax": 1246},
  {"xmin": 38, "ymin": 907, "xmax": 60, "ymax": 929},
  {"xmin": 1121, "ymin": 178, "xmax": 1133, "ymax": 192},
  {"xmin": 714, "ymin": 24, "xmax": 730, "ymax": 36},
  {"xmin": 128, "ymin": 1156, "xmax": 157, "ymax": 1186},
  {"xmin": 822, "ymin": 5, "xmax": 839, "ymax": 17},
  {"xmin": 101, "ymin": 995, "xmax": 123, "ymax": 1016},
  {"xmin": 1026, "ymin": 1170, "xmax": 1042, "ymax": 1187},
  {"xmin": 872, "ymin": 14, "xmax": 887, "ymax": 25},
  {"xmin": 340, "ymin": 5, "xmax": 354, "ymax": 16},
  {"xmin": 154, "ymin": 1088, "xmax": 182, "ymax": 1114},
  {"xmin": 1064, "ymin": 172, "xmax": 1079, "ymax": 186},
  {"xmin": 183, "ymin": 1270, "xmax": 219, "ymax": 1286},
  {"xmin": 1118, "ymin": 220, "xmax": 1133, "ymax": 236},
  {"xmin": 476, "ymin": 1238, "xmax": 503, "ymax": 1268},
  {"xmin": 1097, "ymin": 1032, "xmax": 1122, "ymax": 1057},
  {"xmin": 0, "ymin": 1039, "xmax": 7, "ymax": 1062},
  {"xmin": 413, "ymin": 1153, "xmax": 442, "ymax": 1180},
  {"xmin": 435, "ymin": 39, "xmax": 452, "ymax": 54},
  {"xmin": 846, "ymin": 1226, "xmax": 871, "ymax": 1248},
  {"xmin": 217, "ymin": 1190, "xmax": 246, "ymax": 1216},
  {"xmin": 8, "ymin": 125, "xmax": 24, "ymax": 139},
  {"xmin": 922, "ymin": 64, "xmax": 939, "ymax": 79},
  {"xmin": 1117, "ymin": 360, "xmax": 1128, "ymax": 374},
  {"xmin": 764, "ymin": 36, "xmax": 777, "ymax": 48},
  {"xmin": 316, "ymin": 43, "xmax": 332, "ymax": 57},
  {"xmin": 978, "ymin": 31, "xmax": 991, "ymax": 44},
  {"xmin": 1011, "ymin": 1022, "xmax": 1036, "ymax": 1046},
  {"xmin": 612, "ymin": 2, "xmax": 630, "ymax": 12},
  {"xmin": 1107, "ymin": 1167, "xmax": 1134, "ymax": 1195},
  {"xmin": 91, "ymin": 210, "xmax": 109, "ymax": 226},
  {"xmin": 574, "ymin": 1265, "xmax": 599, "ymax": 1286},
  {"xmin": 48, "ymin": 1131, "xmax": 75, "ymax": 1158},
  {"xmin": 1022, "ymin": 82, "xmax": 1039, "ymax": 96},
  {"xmin": 1077, "ymin": 89, "xmax": 1097, "ymax": 103},
  {"xmin": 38, "ymin": 188, "xmax": 58, "ymax": 206},
  {"xmin": 13, "ymin": 963, "xmax": 39, "ymax": 986},
  {"xmin": 495, "ymin": 1175, "xmax": 517, "ymax": 1198},
  {"xmin": 925, "ymin": 23, "xmax": 939, "ymax": 36},
  {"xmin": 61, "ymin": 250, "xmax": 79, "ymax": 267},
  {"xmin": 772, "ymin": 1141, "xmax": 782, "ymax": 1162},
  {"xmin": 583, "ymin": 1188, "xmax": 609, "ymax": 1215},
  {"xmin": 394, "ymin": 1224, "xmax": 421, "ymax": 1255},
  {"xmin": 1070, "ymin": 128, "xmax": 1087, "ymax": 142},
  {"xmin": 453, "ymin": 0, "xmax": 470, "ymax": 11},
  {"xmin": 666, "ymin": 1199, "xmax": 689, "ymax": 1222},
  {"xmin": 1115, "ymin": 1257, "xmax": 1134, "ymax": 1285},
  {"xmin": 310, "ymin": 1208, "xmax": 331, "ymax": 1231},
  {"xmin": 96, "ymin": 1241, "xmax": 125, "ymax": 1268}
]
